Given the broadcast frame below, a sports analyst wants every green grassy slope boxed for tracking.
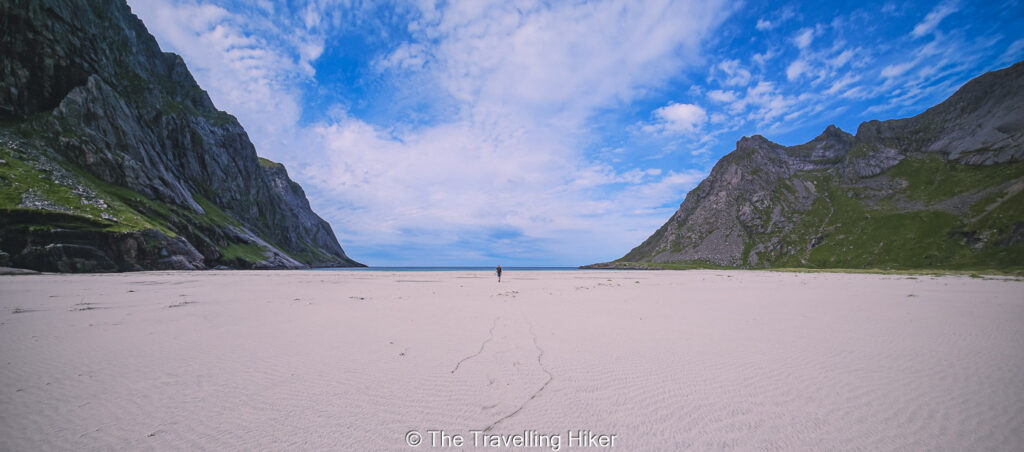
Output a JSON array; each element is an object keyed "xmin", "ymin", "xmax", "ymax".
[
  {"xmin": 766, "ymin": 157, "xmax": 1024, "ymax": 271},
  {"xmin": 1, "ymin": 139, "xmax": 280, "ymax": 266}
]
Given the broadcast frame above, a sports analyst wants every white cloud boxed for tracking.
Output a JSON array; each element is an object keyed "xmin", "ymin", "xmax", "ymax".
[
  {"xmin": 824, "ymin": 73, "xmax": 861, "ymax": 95},
  {"xmin": 301, "ymin": 2, "xmax": 320, "ymax": 29},
  {"xmin": 707, "ymin": 89, "xmax": 738, "ymax": 103},
  {"xmin": 793, "ymin": 27, "xmax": 815, "ymax": 49},
  {"xmin": 643, "ymin": 103, "xmax": 708, "ymax": 135},
  {"xmin": 716, "ymin": 59, "xmax": 752, "ymax": 86},
  {"xmin": 998, "ymin": 38, "xmax": 1024, "ymax": 64},
  {"xmin": 911, "ymin": 1, "xmax": 958, "ymax": 38},
  {"xmin": 881, "ymin": 60, "xmax": 916, "ymax": 78},
  {"xmin": 829, "ymin": 49, "xmax": 855, "ymax": 68},
  {"xmin": 754, "ymin": 7, "xmax": 796, "ymax": 33},
  {"xmin": 786, "ymin": 59, "xmax": 810, "ymax": 81},
  {"xmin": 375, "ymin": 42, "xmax": 430, "ymax": 71},
  {"xmin": 752, "ymin": 49, "xmax": 777, "ymax": 66},
  {"xmin": 739, "ymin": 81, "xmax": 800, "ymax": 126}
]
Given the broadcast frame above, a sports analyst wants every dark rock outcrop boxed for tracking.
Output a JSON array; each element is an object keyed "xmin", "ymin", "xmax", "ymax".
[
  {"xmin": 594, "ymin": 62, "xmax": 1024, "ymax": 270},
  {"xmin": 0, "ymin": 0, "xmax": 363, "ymax": 271}
]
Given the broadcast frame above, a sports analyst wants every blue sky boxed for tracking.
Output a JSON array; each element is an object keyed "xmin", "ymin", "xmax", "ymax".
[{"xmin": 126, "ymin": 0, "xmax": 1024, "ymax": 266}]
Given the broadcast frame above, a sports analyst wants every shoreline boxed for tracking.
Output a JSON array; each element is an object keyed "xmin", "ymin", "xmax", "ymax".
[{"xmin": 6, "ymin": 264, "xmax": 1022, "ymax": 279}]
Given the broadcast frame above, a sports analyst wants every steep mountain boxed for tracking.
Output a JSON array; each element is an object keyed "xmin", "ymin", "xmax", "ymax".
[
  {"xmin": 590, "ymin": 62, "xmax": 1024, "ymax": 270},
  {"xmin": 0, "ymin": 0, "xmax": 363, "ymax": 271}
]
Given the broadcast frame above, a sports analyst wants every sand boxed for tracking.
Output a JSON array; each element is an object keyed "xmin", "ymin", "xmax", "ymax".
[{"xmin": 1, "ymin": 269, "xmax": 1022, "ymax": 450}]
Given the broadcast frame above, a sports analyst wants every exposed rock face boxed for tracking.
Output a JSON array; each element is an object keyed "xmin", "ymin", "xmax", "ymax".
[
  {"xmin": 0, "ymin": 0, "xmax": 363, "ymax": 271},
  {"xmin": 596, "ymin": 62, "xmax": 1024, "ymax": 270}
]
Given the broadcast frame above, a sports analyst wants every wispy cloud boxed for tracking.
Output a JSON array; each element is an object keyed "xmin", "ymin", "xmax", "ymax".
[
  {"xmin": 793, "ymin": 27, "xmax": 817, "ymax": 49},
  {"xmin": 683, "ymin": 0, "xmax": 1017, "ymax": 141},
  {"xmin": 714, "ymin": 59, "xmax": 754, "ymax": 87},
  {"xmin": 998, "ymin": 38, "xmax": 1024, "ymax": 64},
  {"xmin": 707, "ymin": 89, "xmax": 738, "ymax": 103},
  {"xmin": 754, "ymin": 6, "xmax": 797, "ymax": 32},
  {"xmin": 786, "ymin": 59, "xmax": 810, "ymax": 81},
  {"xmin": 881, "ymin": 60, "xmax": 916, "ymax": 78},
  {"xmin": 911, "ymin": 0, "xmax": 958, "ymax": 38}
]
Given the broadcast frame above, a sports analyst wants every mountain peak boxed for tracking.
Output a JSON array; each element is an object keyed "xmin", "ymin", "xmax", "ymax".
[
  {"xmin": 800, "ymin": 124, "xmax": 855, "ymax": 156},
  {"xmin": 820, "ymin": 124, "xmax": 848, "ymax": 137},
  {"xmin": 736, "ymin": 134, "xmax": 775, "ymax": 150}
]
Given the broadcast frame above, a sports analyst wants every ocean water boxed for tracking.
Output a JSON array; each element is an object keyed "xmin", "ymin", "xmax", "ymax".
[{"xmin": 313, "ymin": 266, "xmax": 581, "ymax": 272}]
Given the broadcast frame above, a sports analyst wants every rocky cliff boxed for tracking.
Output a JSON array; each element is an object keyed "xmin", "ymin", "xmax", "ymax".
[
  {"xmin": 591, "ymin": 62, "xmax": 1024, "ymax": 270},
  {"xmin": 0, "ymin": 0, "xmax": 363, "ymax": 271}
]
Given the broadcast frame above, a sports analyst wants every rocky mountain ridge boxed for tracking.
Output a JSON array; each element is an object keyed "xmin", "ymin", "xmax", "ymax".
[
  {"xmin": 589, "ymin": 62, "xmax": 1024, "ymax": 270},
  {"xmin": 0, "ymin": 0, "xmax": 363, "ymax": 271}
]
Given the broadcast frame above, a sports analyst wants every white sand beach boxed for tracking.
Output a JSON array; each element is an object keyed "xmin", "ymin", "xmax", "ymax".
[{"xmin": 1, "ymin": 270, "xmax": 1022, "ymax": 450}]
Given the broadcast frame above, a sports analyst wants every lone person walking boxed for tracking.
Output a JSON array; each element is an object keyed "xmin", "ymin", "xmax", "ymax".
[{"xmin": 496, "ymin": 265, "xmax": 502, "ymax": 282}]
